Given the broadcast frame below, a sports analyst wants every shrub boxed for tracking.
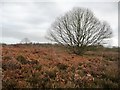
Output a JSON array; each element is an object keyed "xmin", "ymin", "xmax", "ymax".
[
  {"xmin": 2, "ymin": 60, "xmax": 21, "ymax": 70},
  {"xmin": 57, "ymin": 63, "xmax": 68, "ymax": 70},
  {"xmin": 33, "ymin": 64, "xmax": 42, "ymax": 70},
  {"xmin": 101, "ymin": 68, "xmax": 118, "ymax": 83},
  {"xmin": 26, "ymin": 72, "xmax": 41, "ymax": 88},
  {"xmin": 93, "ymin": 78, "xmax": 118, "ymax": 88},
  {"xmin": 102, "ymin": 79, "xmax": 118, "ymax": 88},
  {"xmin": 2, "ymin": 79, "xmax": 17, "ymax": 89},
  {"xmin": 3, "ymin": 56, "xmax": 12, "ymax": 60},
  {"xmin": 71, "ymin": 66, "xmax": 75, "ymax": 72},
  {"xmin": 102, "ymin": 52, "xmax": 118, "ymax": 61},
  {"xmin": 29, "ymin": 60, "xmax": 39, "ymax": 65},
  {"xmin": 45, "ymin": 70, "xmax": 56, "ymax": 79},
  {"xmin": 16, "ymin": 55, "xmax": 28, "ymax": 64},
  {"xmin": 103, "ymin": 55, "xmax": 118, "ymax": 61}
]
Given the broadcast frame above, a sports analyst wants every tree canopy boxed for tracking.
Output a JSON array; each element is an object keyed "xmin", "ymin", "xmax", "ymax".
[{"xmin": 47, "ymin": 7, "xmax": 112, "ymax": 54}]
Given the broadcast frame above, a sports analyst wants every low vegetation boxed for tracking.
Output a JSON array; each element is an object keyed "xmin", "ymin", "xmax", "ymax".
[
  {"xmin": 16, "ymin": 55, "xmax": 28, "ymax": 64},
  {"xmin": 2, "ymin": 44, "xmax": 118, "ymax": 88}
]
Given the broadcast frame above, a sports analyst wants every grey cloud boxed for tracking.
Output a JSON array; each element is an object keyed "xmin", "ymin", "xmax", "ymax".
[
  {"xmin": 1, "ymin": 1, "xmax": 118, "ymax": 46},
  {"xmin": 24, "ymin": 2, "xmax": 61, "ymax": 24},
  {"xmin": 2, "ymin": 26, "xmax": 48, "ymax": 43}
]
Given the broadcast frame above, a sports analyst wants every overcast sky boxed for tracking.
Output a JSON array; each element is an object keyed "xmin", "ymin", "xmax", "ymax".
[{"xmin": 0, "ymin": 0, "xmax": 119, "ymax": 46}]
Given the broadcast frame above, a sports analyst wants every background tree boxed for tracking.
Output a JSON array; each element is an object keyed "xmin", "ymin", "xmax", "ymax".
[
  {"xmin": 47, "ymin": 7, "xmax": 112, "ymax": 54},
  {"xmin": 20, "ymin": 38, "xmax": 31, "ymax": 44}
]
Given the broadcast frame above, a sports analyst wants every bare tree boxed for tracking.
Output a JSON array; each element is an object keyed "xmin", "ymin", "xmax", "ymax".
[{"xmin": 47, "ymin": 7, "xmax": 112, "ymax": 54}]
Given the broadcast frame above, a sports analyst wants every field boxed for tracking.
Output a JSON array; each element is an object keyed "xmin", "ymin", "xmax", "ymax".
[{"xmin": 1, "ymin": 44, "xmax": 119, "ymax": 88}]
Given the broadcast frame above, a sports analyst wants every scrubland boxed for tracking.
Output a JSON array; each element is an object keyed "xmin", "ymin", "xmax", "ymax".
[{"xmin": 1, "ymin": 44, "xmax": 119, "ymax": 89}]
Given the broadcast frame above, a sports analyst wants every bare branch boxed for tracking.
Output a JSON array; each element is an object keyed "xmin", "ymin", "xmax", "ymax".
[{"xmin": 47, "ymin": 7, "xmax": 112, "ymax": 54}]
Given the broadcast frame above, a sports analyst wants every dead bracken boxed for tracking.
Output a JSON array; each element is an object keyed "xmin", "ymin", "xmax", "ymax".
[{"xmin": 2, "ymin": 44, "xmax": 118, "ymax": 88}]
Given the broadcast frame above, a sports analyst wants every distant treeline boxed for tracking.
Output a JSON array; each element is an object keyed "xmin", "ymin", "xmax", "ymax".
[{"xmin": 1, "ymin": 42, "xmax": 119, "ymax": 52}]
